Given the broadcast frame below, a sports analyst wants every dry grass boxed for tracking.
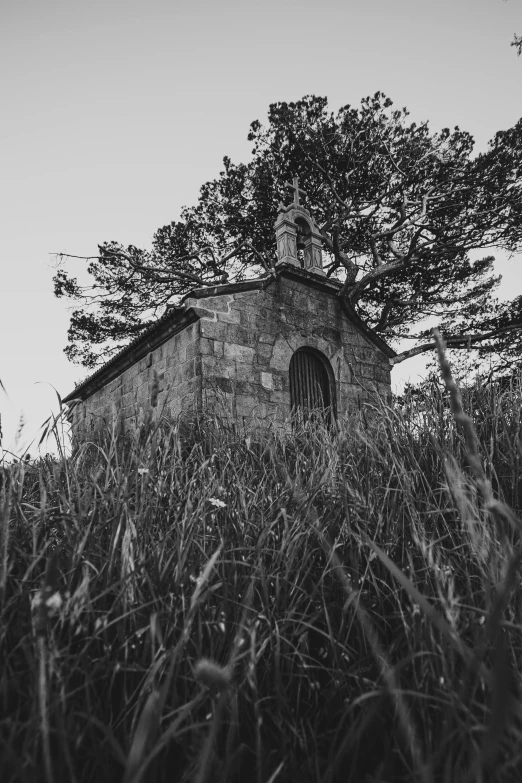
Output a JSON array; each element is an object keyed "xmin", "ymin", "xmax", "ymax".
[{"xmin": 2, "ymin": 351, "xmax": 522, "ymax": 782}]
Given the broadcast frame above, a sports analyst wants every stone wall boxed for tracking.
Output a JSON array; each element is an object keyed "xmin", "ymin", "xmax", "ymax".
[
  {"xmin": 69, "ymin": 320, "xmax": 201, "ymax": 440},
  {"xmin": 185, "ymin": 275, "xmax": 391, "ymax": 423},
  {"xmin": 68, "ymin": 271, "xmax": 392, "ymax": 439}
]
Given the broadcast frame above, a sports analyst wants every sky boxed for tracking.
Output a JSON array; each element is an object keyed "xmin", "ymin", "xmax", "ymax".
[{"xmin": 1, "ymin": 0, "xmax": 521, "ymax": 457}]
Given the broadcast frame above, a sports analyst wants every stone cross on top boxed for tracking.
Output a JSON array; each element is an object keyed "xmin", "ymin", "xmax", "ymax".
[{"xmin": 285, "ymin": 176, "xmax": 307, "ymax": 208}]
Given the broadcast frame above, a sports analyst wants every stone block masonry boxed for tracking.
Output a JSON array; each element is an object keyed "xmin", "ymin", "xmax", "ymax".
[
  {"xmin": 193, "ymin": 271, "xmax": 392, "ymax": 424},
  {"xmin": 66, "ymin": 266, "xmax": 394, "ymax": 439},
  {"xmin": 69, "ymin": 320, "xmax": 202, "ymax": 440}
]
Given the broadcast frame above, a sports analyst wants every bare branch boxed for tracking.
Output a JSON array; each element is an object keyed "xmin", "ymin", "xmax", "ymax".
[
  {"xmin": 387, "ymin": 236, "xmax": 406, "ymax": 261},
  {"xmin": 321, "ymin": 227, "xmax": 358, "ymax": 281},
  {"xmin": 52, "ymin": 252, "xmax": 102, "ymax": 261},
  {"xmin": 374, "ymin": 299, "xmax": 396, "ymax": 332},
  {"xmin": 348, "ymin": 257, "xmax": 408, "ymax": 303},
  {"xmin": 369, "ymin": 236, "xmax": 383, "ymax": 267},
  {"xmin": 391, "ymin": 323, "xmax": 522, "ymax": 365}
]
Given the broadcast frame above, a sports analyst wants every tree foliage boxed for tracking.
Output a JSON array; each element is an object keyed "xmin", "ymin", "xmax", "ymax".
[{"xmin": 54, "ymin": 93, "xmax": 522, "ymax": 371}]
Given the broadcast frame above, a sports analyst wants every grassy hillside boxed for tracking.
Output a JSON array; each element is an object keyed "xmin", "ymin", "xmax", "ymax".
[{"xmin": 2, "ymin": 349, "xmax": 522, "ymax": 782}]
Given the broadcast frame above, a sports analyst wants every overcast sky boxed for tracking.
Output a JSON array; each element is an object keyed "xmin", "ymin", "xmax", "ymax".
[{"xmin": 1, "ymin": 0, "xmax": 521, "ymax": 457}]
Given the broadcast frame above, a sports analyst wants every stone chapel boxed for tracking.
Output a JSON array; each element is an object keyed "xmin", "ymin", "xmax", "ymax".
[{"xmin": 65, "ymin": 179, "xmax": 395, "ymax": 437}]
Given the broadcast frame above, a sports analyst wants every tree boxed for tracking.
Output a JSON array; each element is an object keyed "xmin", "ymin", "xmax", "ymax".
[
  {"xmin": 54, "ymin": 93, "xmax": 522, "ymax": 372},
  {"xmin": 504, "ymin": 0, "xmax": 522, "ymax": 55}
]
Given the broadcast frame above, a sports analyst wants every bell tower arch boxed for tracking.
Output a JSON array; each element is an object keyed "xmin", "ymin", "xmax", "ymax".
[{"xmin": 274, "ymin": 176, "xmax": 325, "ymax": 275}]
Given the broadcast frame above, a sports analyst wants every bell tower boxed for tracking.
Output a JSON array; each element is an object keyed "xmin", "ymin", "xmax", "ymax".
[{"xmin": 274, "ymin": 177, "xmax": 325, "ymax": 276}]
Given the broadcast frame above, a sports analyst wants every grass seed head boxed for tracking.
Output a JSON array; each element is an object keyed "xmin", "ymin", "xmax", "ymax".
[{"xmin": 193, "ymin": 658, "xmax": 232, "ymax": 691}]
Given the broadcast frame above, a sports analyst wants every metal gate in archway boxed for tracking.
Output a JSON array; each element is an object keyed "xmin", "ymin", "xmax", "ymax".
[{"xmin": 289, "ymin": 348, "xmax": 333, "ymax": 422}]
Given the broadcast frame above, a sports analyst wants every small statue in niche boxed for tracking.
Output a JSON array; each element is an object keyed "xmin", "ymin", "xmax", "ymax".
[{"xmin": 296, "ymin": 217, "xmax": 311, "ymax": 269}]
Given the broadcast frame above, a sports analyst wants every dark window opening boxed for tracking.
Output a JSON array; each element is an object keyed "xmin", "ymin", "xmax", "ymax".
[
  {"xmin": 295, "ymin": 218, "xmax": 311, "ymax": 269},
  {"xmin": 289, "ymin": 348, "xmax": 334, "ymax": 424}
]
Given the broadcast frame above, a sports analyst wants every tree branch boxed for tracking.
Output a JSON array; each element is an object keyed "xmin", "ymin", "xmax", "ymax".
[
  {"xmin": 347, "ymin": 257, "xmax": 408, "ymax": 302},
  {"xmin": 391, "ymin": 323, "xmax": 522, "ymax": 365},
  {"xmin": 321, "ymin": 228, "xmax": 358, "ymax": 281}
]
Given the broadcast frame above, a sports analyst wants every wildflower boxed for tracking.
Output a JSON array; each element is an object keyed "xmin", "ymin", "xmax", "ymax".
[
  {"xmin": 208, "ymin": 497, "xmax": 226, "ymax": 508},
  {"xmin": 31, "ymin": 588, "xmax": 63, "ymax": 635},
  {"xmin": 94, "ymin": 616, "xmax": 108, "ymax": 632},
  {"xmin": 31, "ymin": 589, "xmax": 63, "ymax": 616},
  {"xmin": 193, "ymin": 658, "xmax": 232, "ymax": 691}
]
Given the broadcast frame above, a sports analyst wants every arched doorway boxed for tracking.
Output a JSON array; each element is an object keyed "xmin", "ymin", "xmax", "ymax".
[{"xmin": 289, "ymin": 348, "xmax": 335, "ymax": 423}]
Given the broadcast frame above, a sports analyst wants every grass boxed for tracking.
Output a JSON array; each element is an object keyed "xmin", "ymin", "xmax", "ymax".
[{"xmin": 1, "ymin": 344, "xmax": 522, "ymax": 782}]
